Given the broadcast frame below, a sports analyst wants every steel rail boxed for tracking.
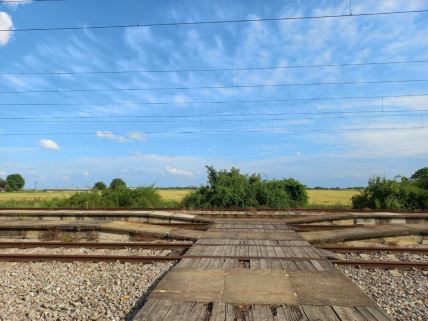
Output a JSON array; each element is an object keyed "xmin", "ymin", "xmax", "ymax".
[
  {"xmin": 0, "ymin": 253, "xmax": 426, "ymax": 269},
  {"xmin": 0, "ymin": 207, "xmax": 426, "ymax": 213},
  {"xmin": 0, "ymin": 254, "xmax": 182, "ymax": 263},
  {"xmin": 332, "ymin": 260, "xmax": 428, "ymax": 270},
  {"xmin": 318, "ymin": 245, "xmax": 428, "ymax": 254},
  {"xmin": 0, "ymin": 241, "xmax": 193, "ymax": 249}
]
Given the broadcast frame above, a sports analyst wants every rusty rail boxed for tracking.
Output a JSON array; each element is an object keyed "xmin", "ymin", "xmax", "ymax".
[
  {"xmin": 0, "ymin": 241, "xmax": 193, "ymax": 249},
  {"xmin": 332, "ymin": 259, "xmax": 428, "ymax": 270},
  {"xmin": 318, "ymin": 245, "xmax": 428, "ymax": 254}
]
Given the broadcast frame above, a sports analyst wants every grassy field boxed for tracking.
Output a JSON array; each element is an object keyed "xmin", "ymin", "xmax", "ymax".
[
  {"xmin": 156, "ymin": 189, "xmax": 194, "ymax": 202},
  {"xmin": 0, "ymin": 191, "xmax": 77, "ymax": 201},
  {"xmin": 0, "ymin": 188, "xmax": 360, "ymax": 207},
  {"xmin": 307, "ymin": 189, "xmax": 359, "ymax": 206}
]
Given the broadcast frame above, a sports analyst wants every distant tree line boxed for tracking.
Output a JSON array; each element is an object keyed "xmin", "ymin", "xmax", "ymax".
[
  {"xmin": 182, "ymin": 166, "xmax": 307, "ymax": 208},
  {"xmin": 63, "ymin": 167, "xmax": 308, "ymax": 209},
  {"xmin": 0, "ymin": 174, "xmax": 25, "ymax": 192},
  {"xmin": 352, "ymin": 167, "xmax": 428, "ymax": 210}
]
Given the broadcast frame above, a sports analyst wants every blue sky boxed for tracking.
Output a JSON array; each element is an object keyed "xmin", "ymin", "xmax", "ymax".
[{"xmin": 0, "ymin": 0, "xmax": 428, "ymax": 188}]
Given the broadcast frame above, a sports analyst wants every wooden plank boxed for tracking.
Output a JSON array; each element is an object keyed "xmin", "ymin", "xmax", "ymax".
[
  {"xmin": 225, "ymin": 303, "xmax": 235, "ymax": 321},
  {"xmin": 188, "ymin": 302, "xmax": 208, "ymax": 321},
  {"xmin": 176, "ymin": 302, "xmax": 194, "ymax": 321},
  {"xmin": 210, "ymin": 302, "xmax": 226, "ymax": 321},
  {"xmin": 162, "ymin": 301, "xmax": 182, "ymax": 321},
  {"xmin": 142, "ymin": 299, "xmax": 174, "ymax": 321},
  {"xmin": 332, "ymin": 306, "xmax": 367, "ymax": 321},
  {"xmin": 355, "ymin": 307, "xmax": 379, "ymax": 320},
  {"xmin": 278, "ymin": 305, "xmax": 308, "ymax": 321},
  {"xmin": 132, "ymin": 299, "xmax": 158, "ymax": 320},
  {"xmin": 302, "ymin": 305, "xmax": 341, "ymax": 321},
  {"xmin": 252, "ymin": 305, "xmax": 274, "ymax": 321},
  {"xmin": 366, "ymin": 307, "xmax": 393, "ymax": 321},
  {"xmin": 310, "ymin": 259, "xmax": 326, "ymax": 272}
]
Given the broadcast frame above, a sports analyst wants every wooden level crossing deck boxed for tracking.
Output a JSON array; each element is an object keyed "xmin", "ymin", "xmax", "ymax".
[{"xmin": 133, "ymin": 219, "xmax": 392, "ymax": 321}]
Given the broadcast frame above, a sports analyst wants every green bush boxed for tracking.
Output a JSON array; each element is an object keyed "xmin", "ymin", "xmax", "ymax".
[
  {"xmin": 61, "ymin": 186, "xmax": 163, "ymax": 209},
  {"xmin": 182, "ymin": 166, "xmax": 307, "ymax": 209},
  {"xmin": 352, "ymin": 167, "xmax": 428, "ymax": 210}
]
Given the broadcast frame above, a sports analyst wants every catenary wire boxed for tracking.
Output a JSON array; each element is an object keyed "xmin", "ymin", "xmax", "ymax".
[
  {"xmin": 0, "ymin": 127, "xmax": 426, "ymax": 137},
  {"xmin": 0, "ymin": 79, "xmax": 427, "ymax": 94},
  {"xmin": 1, "ymin": 59, "xmax": 427, "ymax": 75},
  {"xmin": 0, "ymin": 93, "xmax": 427, "ymax": 107},
  {"xmin": 1, "ymin": 9, "xmax": 427, "ymax": 32}
]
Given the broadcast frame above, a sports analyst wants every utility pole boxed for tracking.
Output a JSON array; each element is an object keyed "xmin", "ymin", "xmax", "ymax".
[{"xmin": 34, "ymin": 181, "xmax": 38, "ymax": 192}]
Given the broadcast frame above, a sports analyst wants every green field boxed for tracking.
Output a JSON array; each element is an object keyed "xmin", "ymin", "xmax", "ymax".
[{"xmin": 0, "ymin": 188, "xmax": 360, "ymax": 207}]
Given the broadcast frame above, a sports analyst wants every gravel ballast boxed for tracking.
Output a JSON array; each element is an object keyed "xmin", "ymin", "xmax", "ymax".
[
  {"xmin": 338, "ymin": 252, "xmax": 428, "ymax": 321},
  {"xmin": 0, "ymin": 249, "xmax": 175, "ymax": 321}
]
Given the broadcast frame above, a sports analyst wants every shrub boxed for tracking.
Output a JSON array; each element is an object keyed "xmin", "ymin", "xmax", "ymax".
[
  {"xmin": 182, "ymin": 166, "xmax": 307, "ymax": 209},
  {"xmin": 352, "ymin": 167, "xmax": 428, "ymax": 210},
  {"xmin": 61, "ymin": 186, "xmax": 162, "ymax": 209}
]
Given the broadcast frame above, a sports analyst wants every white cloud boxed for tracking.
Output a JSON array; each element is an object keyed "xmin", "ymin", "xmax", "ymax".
[
  {"xmin": 39, "ymin": 139, "xmax": 60, "ymax": 151},
  {"xmin": 95, "ymin": 131, "xmax": 146, "ymax": 143},
  {"xmin": 82, "ymin": 171, "xmax": 90, "ymax": 177},
  {"xmin": 0, "ymin": 12, "xmax": 13, "ymax": 46},
  {"xmin": 128, "ymin": 131, "xmax": 146, "ymax": 141},
  {"xmin": 0, "ymin": 171, "xmax": 6, "ymax": 177},
  {"xmin": 166, "ymin": 166, "xmax": 193, "ymax": 177}
]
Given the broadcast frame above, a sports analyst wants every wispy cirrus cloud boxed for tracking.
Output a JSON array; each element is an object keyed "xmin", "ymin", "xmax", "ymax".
[{"xmin": 95, "ymin": 131, "xmax": 146, "ymax": 143}]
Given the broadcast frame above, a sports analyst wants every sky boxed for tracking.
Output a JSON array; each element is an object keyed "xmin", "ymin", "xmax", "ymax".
[{"xmin": 0, "ymin": 0, "xmax": 428, "ymax": 189}]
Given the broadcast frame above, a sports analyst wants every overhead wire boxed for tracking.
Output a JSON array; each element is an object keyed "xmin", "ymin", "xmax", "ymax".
[
  {"xmin": 1, "ymin": 59, "xmax": 427, "ymax": 75},
  {"xmin": 1, "ymin": 9, "xmax": 428, "ymax": 32},
  {"xmin": 0, "ymin": 79, "xmax": 427, "ymax": 94},
  {"xmin": 0, "ymin": 126, "xmax": 426, "ymax": 137},
  {"xmin": 0, "ymin": 93, "xmax": 426, "ymax": 107}
]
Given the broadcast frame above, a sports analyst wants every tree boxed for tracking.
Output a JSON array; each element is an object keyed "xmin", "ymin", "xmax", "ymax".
[
  {"xmin": 0, "ymin": 178, "xmax": 6, "ymax": 190},
  {"xmin": 6, "ymin": 174, "xmax": 25, "ymax": 191},
  {"xmin": 410, "ymin": 167, "xmax": 428, "ymax": 189},
  {"xmin": 92, "ymin": 181, "xmax": 107, "ymax": 191},
  {"xmin": 109, "ymin": 178, "xmax": 126, "ymax": 190}
]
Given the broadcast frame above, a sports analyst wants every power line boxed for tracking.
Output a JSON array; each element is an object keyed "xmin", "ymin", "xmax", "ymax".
[
  {"xmin": 1, "ymin": 9, "xmax": 428, "ymax": 33},
  {"xmin": 0, "ymin": 79, "xmax": 426, "ymax": 94},
  {"xmin": 1, "ymin": 59, "xmax": 427, "ymax": 75},
  {"xmin": 0, "ymin": 127, "xmax": 425, "ymax": 137},
  {"xmin": 2, "ymin": 113, "xmax": 427, "ymax": 124},
  {"xmin": 1, "ymin": 92, "xmax": 426, "ymax": 107},
  {"xmin": 1, "ymin": 110, "xmax": 427, "ymax": 122}
]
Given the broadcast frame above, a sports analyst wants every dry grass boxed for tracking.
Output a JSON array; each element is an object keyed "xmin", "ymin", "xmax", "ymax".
[
  {"xmin": 0, "ymin": 188, "xmax": 360, "ymax": 207},
  {"xmin": 156, "ymin": 189, "xmax": 194, "ymax": 202},
  {"xmin": 307, "ymin": 189, "xmax": 360, "ymax": 206},
  {"xmin": 0, "ymin": 191, "xmax": 77, "ymax": 201}
]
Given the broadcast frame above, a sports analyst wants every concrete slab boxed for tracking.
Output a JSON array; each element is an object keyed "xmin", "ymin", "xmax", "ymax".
[
  {"xmin": 151, "ymin": 270, "xmax": 225, "ymax": 302},
  {"xmin": 289, "ymin": 271, "xmax": 376, "ymax": 307},
  {"xmin": 223, "ymin": 269, "xmax": 298, "ymax": 305}
]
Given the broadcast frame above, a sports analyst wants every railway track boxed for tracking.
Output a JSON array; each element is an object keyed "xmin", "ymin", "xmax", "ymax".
[
  {"xmin": 0, "ymin": 252, "xmax": 426, "ymax": 269},
  {"xmin": 318, "ymin": 245, "xmax": 428, "ymax": 254},
  {"xmin": 0, "ymin": 241, "xmax": 426, "ymax": 253},
  {"xmin": 0, "ymin": 241, "xmax": 193, "ymax": 249}
]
